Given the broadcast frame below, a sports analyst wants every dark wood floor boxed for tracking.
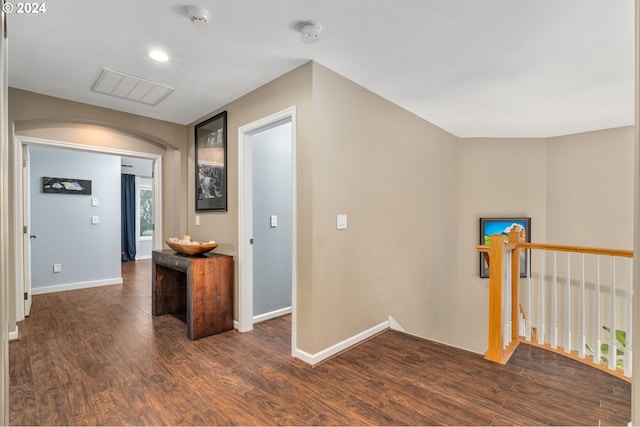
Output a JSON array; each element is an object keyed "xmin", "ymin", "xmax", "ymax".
[{"xmin": 9, "ymin": 259, "xmax": 631, "ymax": 426}]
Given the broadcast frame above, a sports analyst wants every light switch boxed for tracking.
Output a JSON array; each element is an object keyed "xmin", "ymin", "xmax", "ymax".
[
  {"xmin": 91, "ymin": 197, "xmax": 99, "ymax": 207},
  {"xmin": 337, "ymin": 214, "xmax": 348, "ymax": 229},
  {"xmin": 270, "ymin": 215, "xmax": 278, "ymax": 228},
  {"xmin": 91, "ymin": 215, "xmax": 99, "ymax": 225},
  {"xmin": 195, "ymin": 215, "xmax": 200, "ymax": 226}
]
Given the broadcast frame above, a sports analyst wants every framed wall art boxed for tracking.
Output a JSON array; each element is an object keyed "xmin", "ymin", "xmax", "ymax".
[
  {"xmin": 479, "ymin": 217, "xmax": 531, "ymax": 278},
  {"xmin": 195, "ymin": 111, "xmax": 227, "ymax": 211},
  {"xmin": 42, "ymin": 177, "xmax": 92, "ymax": 195}
]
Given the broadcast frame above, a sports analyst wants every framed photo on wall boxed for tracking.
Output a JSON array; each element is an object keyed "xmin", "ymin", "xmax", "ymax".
[
  {"xmin": 195, "ymin": 111, "xmax": 227, "ymax": 211},
  {"xmin": 479, "ymin": 217, "xmax": 531, "ymax": 278},
  {"xmin": 42, "ymin": 177, "xmax": 92, "ymax": 195}
]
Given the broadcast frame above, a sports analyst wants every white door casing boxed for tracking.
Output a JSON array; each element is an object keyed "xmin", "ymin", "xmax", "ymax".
[
  {"xmin": 22, "ymin": 145, "xmax": 31, "ymax": 316},
  {"xmin": 237, "ymin": 106, "xmax": 297, "ymax": 356},
  {"xmin": 13, "ymin": 135, "xmax": 163, "ymax": 322}
]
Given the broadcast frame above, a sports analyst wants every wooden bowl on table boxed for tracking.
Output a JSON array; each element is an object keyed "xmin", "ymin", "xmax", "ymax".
[{"xmin": 165, "ymin": 239, "xmax": 218, "ymax": 256}]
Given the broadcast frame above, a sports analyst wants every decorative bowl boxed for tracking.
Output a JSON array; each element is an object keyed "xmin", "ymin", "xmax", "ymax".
[{"xmin": 165, "ymin": 239, "xmax": 218, "ymax": 256}]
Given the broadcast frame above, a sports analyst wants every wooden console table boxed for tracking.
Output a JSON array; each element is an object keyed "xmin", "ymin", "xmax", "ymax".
[{"xmin": 152, "ymin": 250, "xmax": 233, "ymax": 340}]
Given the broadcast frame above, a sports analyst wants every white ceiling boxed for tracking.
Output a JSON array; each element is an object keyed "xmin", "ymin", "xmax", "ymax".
[{"xmin": 6, "ymin": 0, "xmax": 635, "ymax": 138}]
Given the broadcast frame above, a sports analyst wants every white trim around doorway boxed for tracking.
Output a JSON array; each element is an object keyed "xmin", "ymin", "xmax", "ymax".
[
  {"xmin": 237, "ymin": 106, "xmax": 297, "ymax": 357},
  {"xmin": 12, "ymin": 135, "xmax": 163, "ymax": 322}
]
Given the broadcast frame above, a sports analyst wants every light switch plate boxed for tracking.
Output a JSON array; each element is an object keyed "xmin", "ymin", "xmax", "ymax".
[
  {"xmin": 337, "ymin": 214, "xmax": 348, "ymax": 229},
  {"xmin": 91, "ymin": 197, "xmax": 99, "ymax": 207},
  {"xmin": 91, "ymin": 215, "xmax": 99, "ymax": 225},
  {"xmin": 270, "ymin": 215, "xmax": 278, "ymax": 228}
]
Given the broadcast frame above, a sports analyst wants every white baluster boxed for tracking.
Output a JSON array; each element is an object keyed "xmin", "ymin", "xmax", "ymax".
[
  {"xmin": 538, "ymin": 252, "xmax": 545, "ymax": 345},
  {"xmin": 578, "ymin": 253, "xmax": 585, "ymax": 359},
  {"xmin": 564, "ymin": 252, "xmax": 571, "ymax": 353},
  {"xmin": 525, "ymin": 248, "xmax": 532, "ymax": 341},
  {"xmin": 503, "ymin": 249, "xmax": 511, "ymax": 349},
  {"xmin": 550, "ymin": 251, "xmax": 558, "ymax": 349},
  {"xmin": 625, "ymin": 257, "xmax": 632, "ymax": 377},
  {"xmin": 609, "ymin": 257, "xmax": 616, "ymax": 371},
  {"xmin": 594, "ymin": 255, "xmax": 601, "ymax": 364}
]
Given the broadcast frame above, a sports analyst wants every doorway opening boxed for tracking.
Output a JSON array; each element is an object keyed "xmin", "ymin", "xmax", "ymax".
[
  {"xmin": 238, "ymin": 106, "xmax": 297, "ymax": 356},
  {"xmin": 13, "ymin": 136, "xmax": 162, "ymax": 323}
]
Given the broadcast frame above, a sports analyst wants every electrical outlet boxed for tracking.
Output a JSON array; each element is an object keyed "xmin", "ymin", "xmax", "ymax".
[{"xmin": 53, "ymin": 263, "xmax": 61, "ymax": 273}]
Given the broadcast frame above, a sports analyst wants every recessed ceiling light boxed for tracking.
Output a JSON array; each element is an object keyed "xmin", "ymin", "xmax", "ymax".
[{"xmin": 149, "ymin": 50, "xmax": 169, "ymax": 62}]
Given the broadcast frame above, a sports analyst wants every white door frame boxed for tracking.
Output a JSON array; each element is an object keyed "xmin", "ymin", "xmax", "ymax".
[
  {"xmin": 21, "ymin": 145, "xmax": 31, "ymax": 316},
  {"xmin": 238, "ymin": 106, "xmax": 297, "ymax": 356},
  {"xmin": 13, "ymin": 135, "xmax": 163, "ymax": 322}
]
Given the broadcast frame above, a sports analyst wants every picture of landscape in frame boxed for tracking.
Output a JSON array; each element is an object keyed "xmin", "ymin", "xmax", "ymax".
[{"xmin": 479, "ymin": 217, "xmax": 531, "ymax": 278}]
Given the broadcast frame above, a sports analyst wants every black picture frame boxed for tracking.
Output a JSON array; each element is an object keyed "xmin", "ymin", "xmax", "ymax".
[
  {"xmin": 479, "ymin": 217, "xmax": 531, "ymax": 278},
  {"xmin": 195, "ymin": 111, "xmax": 227, "ymax": 211},
  {"xmin": 42, "ymin": 177, "xmax": 92, "ymax": 195}
]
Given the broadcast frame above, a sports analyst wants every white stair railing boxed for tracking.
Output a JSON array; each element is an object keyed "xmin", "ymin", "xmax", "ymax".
[
  {"xmin": 520, "ymin": 243, "xmax": 633, "ymax": 380},
  {"xmin": 478, "ymin": 235, "xmax": 633, "ymax": 380}
]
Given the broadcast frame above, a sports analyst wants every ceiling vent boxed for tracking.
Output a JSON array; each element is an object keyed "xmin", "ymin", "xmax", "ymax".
[{"xmin": 91, "ymin": 67, "xmax": 174, "ymax": 106}]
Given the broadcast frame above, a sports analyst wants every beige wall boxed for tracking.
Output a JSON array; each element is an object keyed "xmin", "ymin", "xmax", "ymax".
[
  {"xmin": 457, "ymin": 138, "xmax": 548, "ymax": 352},
  {"xmin": 7, "ymin": 88, "xmax": 189, "ymax": 333},
  {"xmin": 310, "ymin": 63, "xmax": 459, "ymax": 352},
  {"xmin": 547, "ymin": 126, "xmax": 635, "ymax": 249}
]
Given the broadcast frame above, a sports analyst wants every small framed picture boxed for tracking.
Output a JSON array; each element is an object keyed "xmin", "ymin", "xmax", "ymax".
[
  {"xmin": 479, "ymin": 217, "xmax": 531, "ymax": 278},
  {"xmin": 42, "ymin": 177, "xmax": 92, "ymax": 195}
]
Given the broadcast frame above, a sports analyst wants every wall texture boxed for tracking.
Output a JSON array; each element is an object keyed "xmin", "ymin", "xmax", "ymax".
[
  {"xmin": 310, "ymin": 63, "xmax": 459, "ymax": 352},
  {"xmin": 457, "ymin": 138, "xmax": 548, "ymax": 352},
  {"xmin": 29, "ymin": 146, "xmax": 121, "ymax": 291},
  {"xmin": 547, "ymin": 126, "xmax": 635, "ymax": 249}
]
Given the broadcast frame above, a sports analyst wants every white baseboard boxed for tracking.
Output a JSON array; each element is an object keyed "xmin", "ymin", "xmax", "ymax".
[
  {"xmin": 135, "ymin": 255, "xmax": 152, "ymax": 260},
  {"xmin": 8, "ymin": 325, "xmax": 19, "ymax": 341},
  {"xmin": 388, "ymin": 315, "xmax": 406, "ymax": 332},
  {"xmin": 294, "ymin": 319, "xmax": 390, "ymax": 366},
  {"xmin": 253, "ymin": 306, "xmax": 292, "ymax": 324},
  {"xmin": 31, "ymin": 277, "xmax": 123, "ymax": 295}
]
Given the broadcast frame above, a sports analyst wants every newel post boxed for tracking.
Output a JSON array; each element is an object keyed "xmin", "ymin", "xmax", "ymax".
[{"xmin": 486, "ymin": 234, "xmax": 505, "ymax": 362}]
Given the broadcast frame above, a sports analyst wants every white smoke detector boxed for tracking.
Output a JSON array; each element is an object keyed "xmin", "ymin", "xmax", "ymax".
[
  {"xmin": 186, "ymin": 5, "xmax": 210, "ymax": 25},
  {"xmin": 300, "ymin": 22, "xmax": 322, "ymax": 44}
]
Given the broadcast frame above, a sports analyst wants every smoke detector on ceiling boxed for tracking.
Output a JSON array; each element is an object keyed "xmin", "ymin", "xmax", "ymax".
[
  {"xmin": 299, "ymin": 22, "xmax": 322, "ymax": 44},
  {"xmin": 186, "ymin": 5, "xmax": 210, "ymax": 25}
]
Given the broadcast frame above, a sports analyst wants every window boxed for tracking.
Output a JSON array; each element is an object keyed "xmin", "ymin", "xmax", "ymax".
[{"xmin": 139, "ymin": 185, "xmax": 153, "ymax": 238}]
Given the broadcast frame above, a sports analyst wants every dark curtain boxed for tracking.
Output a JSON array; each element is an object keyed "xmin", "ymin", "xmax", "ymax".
[{"xmin": 121, "ymin": 173, "xmax": 136, "ymax": 261}]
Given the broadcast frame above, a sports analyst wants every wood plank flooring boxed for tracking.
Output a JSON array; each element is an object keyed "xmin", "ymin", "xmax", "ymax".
[{"xmin": 10, "ymin": 259, "xmax": 631, "ymax": 425}]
